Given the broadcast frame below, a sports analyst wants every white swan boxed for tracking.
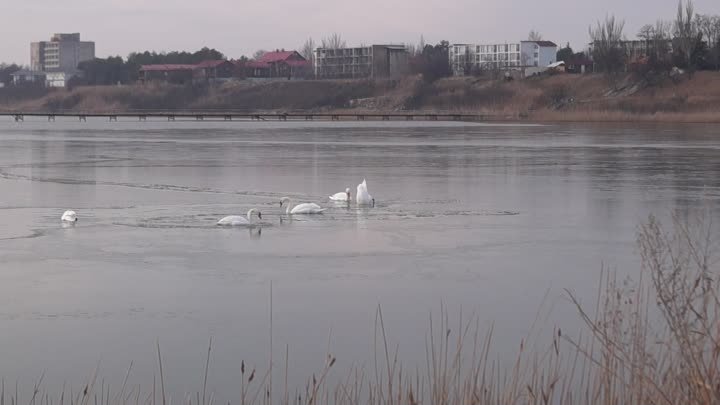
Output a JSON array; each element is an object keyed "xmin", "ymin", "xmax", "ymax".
[
  {"xmin": 61, "ymin": 210, "xmax": 78, "ymax": 222},
  {"xmin": 280, "ymin": 197, "xmax": 326, "ymax": 214},
  {"xmin": 356, "ymin": 179, "xmax": 375, "ymax": 206},
  {"xmin": 329, "ymin": 188, "xmax": 351, "ymax": 202},
  {"xmin": 217, "ymin": 208, "xmax": 262, "ymax": 226}
]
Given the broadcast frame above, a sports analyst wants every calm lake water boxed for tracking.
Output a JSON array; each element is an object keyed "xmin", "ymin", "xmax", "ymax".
[{"xmin": 0, "ymin": 119, "xmax": 718, "ymax": 401}]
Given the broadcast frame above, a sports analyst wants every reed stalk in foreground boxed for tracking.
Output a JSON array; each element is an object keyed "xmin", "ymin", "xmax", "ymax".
[{"xmin": 2, "ymin": 211, "xmax": 718, "ymax": 405}]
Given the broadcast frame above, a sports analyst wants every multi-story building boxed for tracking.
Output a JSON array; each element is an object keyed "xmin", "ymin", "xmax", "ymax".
[
  {"xmin": 449, "ymin": 40, "xmax": 557, "ymax": 76},
  {"xmin": 449, "ymin": 43, "xmax": 521, "ymax": 75},
  {"xmin": 520, "ymin": 41, "xmax": 558, "ymax": 69},
  {"xmin": 313, "ymin": 45, "xmax": 408, "ymax": 79},
  {"xmin": 31, "ymin": 33, "xmax": 95, "ymax": 73},
  {"xmin": 589, "ymin": 39, "xmax": 674, "ymax": 62}
]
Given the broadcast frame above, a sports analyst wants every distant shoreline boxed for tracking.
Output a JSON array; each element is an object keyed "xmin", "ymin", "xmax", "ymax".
[{"xmin": 1, "ymin": 72, "xmax": 719, "ymax": 124}]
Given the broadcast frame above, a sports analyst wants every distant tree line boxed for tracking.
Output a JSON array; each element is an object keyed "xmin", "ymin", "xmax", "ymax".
[
  {"xmin": 409, "ymin": 40, "xmax": 452, "ymax": 82},
  {"xmin": 0, "ymin": 63, "xmax": 22, "ymax": 86},
  {"xmin": 589, "ymin": 0, "xmax": 720, "ymax": 76},
  {"xmin": 74, "ymin": 47, "xmax": 226, "ymax": 86}
]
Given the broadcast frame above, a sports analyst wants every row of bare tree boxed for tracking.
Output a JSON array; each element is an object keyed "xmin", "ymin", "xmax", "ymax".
[{"xmin": 590, "ymin": 0, "xmax": 720, "ymax": 75}]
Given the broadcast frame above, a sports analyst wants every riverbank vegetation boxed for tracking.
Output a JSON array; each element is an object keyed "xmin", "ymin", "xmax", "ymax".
[
  {"xmin": 1, "ymin": 72, "xmax": 719, "ymax": 123},
  {"xmin": 2, "ymin": 212, "xmax": 718, "ymax": 405}
]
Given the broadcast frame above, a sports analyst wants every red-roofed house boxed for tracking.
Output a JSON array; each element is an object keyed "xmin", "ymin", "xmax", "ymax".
[{"xmin": 243, "ymin": 50, "xmax": 311, "ymax": 79}]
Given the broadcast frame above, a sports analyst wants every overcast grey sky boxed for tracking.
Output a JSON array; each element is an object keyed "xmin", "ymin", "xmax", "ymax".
[{"xmin": 2, "ymin": 0, "xmax": 719, "ymax": 64}]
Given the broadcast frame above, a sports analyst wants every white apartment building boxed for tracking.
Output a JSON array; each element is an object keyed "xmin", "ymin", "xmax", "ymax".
[
  {"xmin": 31, "ymin": 33, "xmax": 95, "ymax": 73},
  {"xmin": 449, "ymin": 43, "xmax": 521, "ymax": 75},
  {"xmin": 520, "ymin": 40, "xmax": 557, "ymax": 69},
  {"xmin": 449, "ymin": 40, "xmax": 557, "ymax": 76}
]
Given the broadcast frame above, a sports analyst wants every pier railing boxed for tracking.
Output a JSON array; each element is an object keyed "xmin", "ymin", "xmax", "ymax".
[{"xmin": 0, "ymin": 110, "xmax": 507, "ymax": 123}]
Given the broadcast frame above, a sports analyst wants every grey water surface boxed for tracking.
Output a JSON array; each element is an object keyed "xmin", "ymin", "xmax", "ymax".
[{"xmin": 0, "ymin": 119, "xmax": 718, "ymax": 400}]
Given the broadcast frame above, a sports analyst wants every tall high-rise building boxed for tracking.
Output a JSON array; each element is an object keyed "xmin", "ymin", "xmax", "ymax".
[{"xmin": 31, "ymin": 33, "xmax": 95, "ymax": 73}]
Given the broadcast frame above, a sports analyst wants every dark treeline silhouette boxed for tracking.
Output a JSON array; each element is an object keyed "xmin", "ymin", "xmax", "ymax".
[
  {"xmin": 76, "ymin": 47, "xmax": 226, "ymax": 85},
  {"xmin": 0, "ymin": 63, "xmax": 22, "ymax": 86},
  {"xmin": 410, "ymin": 40, "xmax": 451, "ymax": 83}
]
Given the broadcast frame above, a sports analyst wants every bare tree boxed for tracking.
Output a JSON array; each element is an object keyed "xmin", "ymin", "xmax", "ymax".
[
  {"xmin": 321, "ymin": 33, "xmax": 346, "ymax": 50},
  {"xmin": 695, "ymin": 14, "xmax": 720, "ymax": 69},
  {"xmin": 528, "ymin": 30, "xmax": 543, "ymax": 41},
  {"xmin": 674, "ymin": 0, "xmax": 698, "ymax": 69},
  {"xmin": 407, "ymin": 35, "xmax": 427, "ymax": 58},
  {"xmin": 300, "ymin": 37, "xmax": 315, "ymax": 61},
  {"xmin": 695, "ymin": 15, "xmax": 720, "ymax": 48},
  {"xmin": 638, "ymin": 24, "xmax": 655, "ymax": 42},
  {"xmin": 252, "ymin": 49, "xmax": 267, "ymax": 60},
  {"xmin": 637, "ymin": 24, "xmax": 655, "ymax": 60},
  {"xmin": 589, "ymin": 15, "xmax": 627, "ymax": 74},
  {"xmin": 652, "ymin": 20, "xmax": 674, "ymax": 63},
  {"xmin": 463, "ymin": 47, "xmax": 474, "ymax": 75}
]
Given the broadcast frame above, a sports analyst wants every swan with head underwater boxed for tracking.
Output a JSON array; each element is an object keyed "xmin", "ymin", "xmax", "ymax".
[
  {"xmin": 61, "ymin": 210, "xmax": 78, "ymax": 223},
  {"xmin": 356, "ymin": 179, "xmax": 375, "ymax": 207},
  {"xmin": 217, "ymin": 208, "xmax": 262, "ymax": 226},
  {"xmin": 280, "ymin": 197, "xmax": 326, "ymax": 214},
  {"xmin": 329, "ymin": 188, "xmax": 351, "ymax": 202}
]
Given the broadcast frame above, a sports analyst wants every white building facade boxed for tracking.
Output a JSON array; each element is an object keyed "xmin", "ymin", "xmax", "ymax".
[
  {"xmin": 449, "ymin": 40, "xmax": 557, "ymax": 76},
  {"xmin": 449, "ymin": 43, "xmax": 521, "ymax": 75},
  {"xmin": 45, "ymin": 71, "xmax": 77, "ymax": 88},
  {"xmin": 520, "ymin": 41, "xmax": 557, "ymax": 69}
]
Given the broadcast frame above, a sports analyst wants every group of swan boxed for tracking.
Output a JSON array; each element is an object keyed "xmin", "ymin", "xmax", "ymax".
[{"xmin": 60, "ymin": 180, "xmax": 375, "ymax": 228}]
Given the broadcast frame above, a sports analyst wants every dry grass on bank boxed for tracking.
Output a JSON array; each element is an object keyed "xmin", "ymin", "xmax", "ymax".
[
  {"xmin": 2, "ymin": 213, "xmax": 719, "ymax": 405},
  {"xmin": 1, "ymin": 72, "xmax": 719, "ymax": 121}
]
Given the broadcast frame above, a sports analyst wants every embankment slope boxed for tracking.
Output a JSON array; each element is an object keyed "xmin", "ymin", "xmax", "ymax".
[{"xmin": 1, "ymin": 72, "xmax": 719, "ymax": 122}]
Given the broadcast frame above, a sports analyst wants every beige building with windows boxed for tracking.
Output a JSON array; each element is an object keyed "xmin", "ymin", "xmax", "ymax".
[
  {"xmin": 313, "ymin": 45, "xmax": 408, "ymax": 79},
  {"xmin": 31, "ymin": 33, "xmax": 95, "ymax": 73}
]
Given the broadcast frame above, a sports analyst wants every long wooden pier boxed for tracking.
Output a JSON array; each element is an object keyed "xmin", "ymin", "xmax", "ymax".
[{"xmin": 0, "ymin": 111, "xmax": 497, "ymax": 123}]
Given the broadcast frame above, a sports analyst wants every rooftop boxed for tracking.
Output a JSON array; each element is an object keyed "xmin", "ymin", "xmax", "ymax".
[
  {"xmin": 522, "ymin": 40, "xmax": 558, "ymax": 47},
  {"xmin": 256, "ymin": 51, "xmax": 304, "ymax": 63}
]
